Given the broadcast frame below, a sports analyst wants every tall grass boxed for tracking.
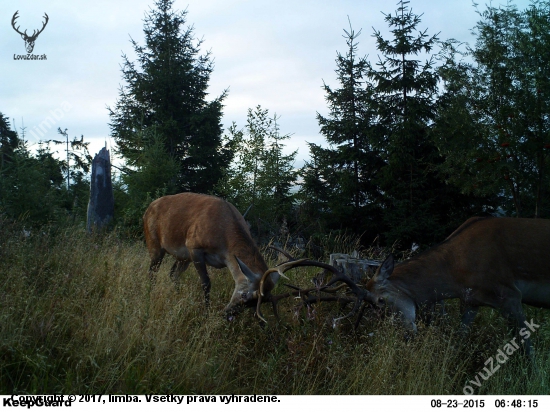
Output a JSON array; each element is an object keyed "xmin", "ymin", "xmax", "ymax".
[{"xmin": 1, "ymin": 220, "xmax": 548, "ymax": 394}]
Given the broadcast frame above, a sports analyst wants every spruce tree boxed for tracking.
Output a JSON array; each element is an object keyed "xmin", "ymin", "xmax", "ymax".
[
  {"xmin": 435, "ymin": 2, "xmax": 550, "ymax": 218},
  {"xmin": 108, "ymin": 0, "xmax": 230, "ymax": 194},
  {"xmin": 0, "ymin": 113, "xmax": 18, "ymax": 162},
  {"xmin": 0, "ymin": 113, "xmax": 20, "ymax": 214},
  {"xmin": 368, "ymin": 0, "xmax": 444, "ymax": 245},
  {"xmin": 0, "ymin": 139, "xmax": 64, "ymax": 224},
  {"xmin": 260, "ymin": 115, "xmax": 298, "ymax": 225},
  {"xmin": 300, "ymin": 22, "xmax": 383, "ymax": 239}
]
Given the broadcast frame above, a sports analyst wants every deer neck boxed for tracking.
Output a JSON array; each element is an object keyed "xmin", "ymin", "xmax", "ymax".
[{"xmin": 392, "ymin": 251, "xmax": 458, "ymax": 305}]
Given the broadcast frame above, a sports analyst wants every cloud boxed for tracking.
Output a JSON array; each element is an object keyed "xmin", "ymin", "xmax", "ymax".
[{"xmin": 1, "ymin": 0, "xmax": 532, "ymax": 164}]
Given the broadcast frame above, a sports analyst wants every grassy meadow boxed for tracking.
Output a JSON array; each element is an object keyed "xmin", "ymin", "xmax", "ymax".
[{"xmin": 0, "ymin": 218, "xmax": 549, "ymax": 394}]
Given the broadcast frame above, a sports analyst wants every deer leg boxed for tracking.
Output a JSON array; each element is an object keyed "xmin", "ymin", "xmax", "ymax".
[
  {"xmin": 416, "ymin": 300, "xmax": 447, "ymax": 327},
  {"xmin": 354, "ymin": 301, "xmax": 369, "ymax": 330},
  {"xmin": 191, "ymin": 250, "xmax": 211, "ymax": 309},
  {"xmin": 499, "ymin": 295, "xmax": 534, "ymax": 359},
  {"xmin": 459, "ymin": 302, "xmax": 478, "ymax": 333},
  {"xmin": 148, "ymin": 249, "xmax": 165, "ymax": 284},
  {"xmin": 224, "ymin": 258, "xmax": 250, "ymax": 316},
  {"xmin": 169, "ymin": 259, "xmax": 190, "ymax": 291},
  {"xmin": 438, "ymin": 300, "xmax": 448, "ymax": 317},
  {"xmin": 419, "ymin": 302, "xmax": 436, "ymax": 326}
]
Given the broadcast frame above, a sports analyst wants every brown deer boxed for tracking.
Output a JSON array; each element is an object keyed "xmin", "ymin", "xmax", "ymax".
[
  {"xmin": 365, "ymin": 216, "xmax": 550, "ymax": 356},
  {"xmin": 144, "ymin": 192, "xmax": 295, "ymax": 315}
]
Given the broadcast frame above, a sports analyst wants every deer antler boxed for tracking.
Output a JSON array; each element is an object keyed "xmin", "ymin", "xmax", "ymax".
[
  {"xmin": 256, "ymin": 259, "xmax": 375, "ymax": 325},
  {"xmin": 11, "ymin": 11, "xmax": 26, "ymax": 37},
  {"xmin": 256, "ymin": 259, "xmax": 309, "ymax": 322},
  {"xmin": 317, "ymin": 261, "xmax": 375, "ymax": 325},
  {"xmin": 31, "ymin": 13, "xmax": 49, "ymax": 39},
  {"xmin": 264, "ymin": 287, "xmax": 356, "ymax": 323},
  {"xmin": 11, "ymin": 11, "xmax": 49, "ymax": 53},
  {"xmin": 11, "ymin": 11, "xmax": 49, "ymax": 40}
]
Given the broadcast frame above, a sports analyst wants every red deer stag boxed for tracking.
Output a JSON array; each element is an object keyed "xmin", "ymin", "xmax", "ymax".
[
  {"xmin": 365, "ymin": 217, "xmax": 550, "ymax": 356},
  {"xmin": 144, "ymin": 193, "xmax": 295, "ymax": 315}
]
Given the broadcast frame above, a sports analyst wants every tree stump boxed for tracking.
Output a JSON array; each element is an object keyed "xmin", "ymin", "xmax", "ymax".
[{"xmin": 329, "ymin": 253, "xmax": 380, "ymax": 282}]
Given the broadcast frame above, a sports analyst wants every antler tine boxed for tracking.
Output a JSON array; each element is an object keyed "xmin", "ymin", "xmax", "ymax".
[
  {"xmin": 354, "ymin": 301, "xmax": 369, "ymax": 330},
  {"xmin": 256, "ymin": 296, "xmax": 268, "ymax": 323},
  {"xmin": 269, "ymin": 292, "xmax": 293, "ymax": 321},
  {"xmin": 256, "ymin": 258, "xmax": 308, "ymax": 322},
  {"xmin": 266, "ymin": 244, "xmax": 296, "ymax": 262},
  {"xmin": 256, "ymin": 289, "xmax": 295, "ymax": 324},
  {"xmin": 332, "ymin": 295, "xmax": 364, "ymax": 328},
  {"xmin": 258, "ymin": 258, "xmax": 309, "ymax": 297}
]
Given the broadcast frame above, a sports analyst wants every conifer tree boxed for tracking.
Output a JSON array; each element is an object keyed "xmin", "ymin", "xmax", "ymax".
[
  {"xmin": 217, "ymin": 106, "xmax": 297, "ymax": 233},
  {"xmin": 0, "ymin": 124, "xmax": 64, "ymax": 223},
  {"xmin": 300, "ymin": 22, "xmax": 383, "ymax": 239},
  {"xmin": 435, "ymin": 2, "xmax": 550, "ymax": 218},
  {"xmin": 0, "ymin": 113, "xmax": 19, "ymax": 172},
  {"xmin": 108, "ymin": 0, "xmax": 230, "ymax": 195},
  {"xmin": 368, "ymin": 0, "xmax": 444, "ymax": 245}
]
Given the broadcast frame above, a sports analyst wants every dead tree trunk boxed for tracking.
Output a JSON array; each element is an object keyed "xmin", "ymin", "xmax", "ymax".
[{"xmin": 87, "ymin": 146, "xmax": 114, "ymax": 232}]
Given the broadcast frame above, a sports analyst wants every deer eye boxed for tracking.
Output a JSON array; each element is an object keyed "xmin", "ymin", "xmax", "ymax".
[{"xmin": 378, "ymin": 297, "xmax": 386, "ymax": 305}]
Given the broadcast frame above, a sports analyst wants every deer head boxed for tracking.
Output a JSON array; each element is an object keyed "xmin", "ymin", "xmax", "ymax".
[{"xmin": 12, "ymin": 11, "xmax": 49, "ymax": 54}]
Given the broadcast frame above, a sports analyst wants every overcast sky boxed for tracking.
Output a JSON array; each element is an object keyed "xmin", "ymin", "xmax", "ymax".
[{"xmin": 0, "ymin": 0, "xmax": 531, "ymax": 168}]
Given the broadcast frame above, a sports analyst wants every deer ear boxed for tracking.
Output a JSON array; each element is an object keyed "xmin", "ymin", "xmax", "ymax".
[
  {"xmin": 235, "ymin": 256, "xmax": 260, "ymax": 282},
  {"xmin": 375, "ymin": 254, "xmax": 394, "ymax": 282}
]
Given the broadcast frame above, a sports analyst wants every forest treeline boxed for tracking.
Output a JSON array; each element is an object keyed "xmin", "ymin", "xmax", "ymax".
[{"xmin": 2, "ymin": 0, "xmax": 550, "ymax": 248}]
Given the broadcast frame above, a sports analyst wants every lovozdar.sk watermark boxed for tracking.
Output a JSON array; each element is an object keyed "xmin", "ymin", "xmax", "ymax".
[
  {"xmin": 463, "ymin": 318, "xmax": 540, "ymax": 395},
  {"xmin": 11, "ymin": 10, "xmax": 49, "ymax": 59},
  {"xmin": 13, "ymin": 54, "xmax": 47, "ymax": 60}
]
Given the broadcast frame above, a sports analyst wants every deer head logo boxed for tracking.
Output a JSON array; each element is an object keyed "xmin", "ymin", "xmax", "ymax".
[{"xmin": 11, "ymin": 11, "xmax": 49, "ymax": 54}]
